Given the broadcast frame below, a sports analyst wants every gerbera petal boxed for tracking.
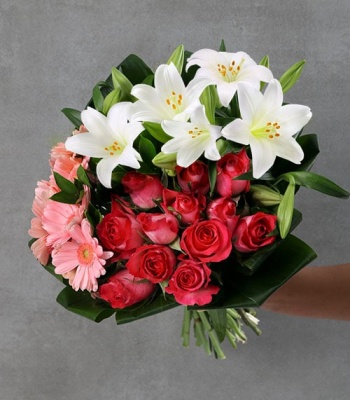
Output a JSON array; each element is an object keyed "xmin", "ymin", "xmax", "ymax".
[
  {"xmin": 250, "ymin": 137, "xmax": 276, "ymax": 178},
  {"xmin": 222, "ymin": 119, "xmax": 251, "ymax": 145}
]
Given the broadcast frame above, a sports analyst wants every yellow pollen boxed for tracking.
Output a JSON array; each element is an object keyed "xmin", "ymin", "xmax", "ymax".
[
  {"xmin": 172, "ymin": 91, "xmax": 176, "ymax": 95},
  {"xmin": 172, "ymin": 104, "xmax": 176, "ymax": 110},
  {"xmin": 267, "ymin": 122, "xmax": 272, "ymax": 126},
  {"xmin": 269, "ymin": 135, "xmax": 274, "ymax": 139},
  {"xmin": 166, "ymin": 99, "xmax": 171, "ymax": 105},
  {"xmin": 266, "ymin": 129, "xmax": 270, "ymax": 133},
  {"xmin": 275, "ymin": 133, "xmax": 280, "ymax": 137}
]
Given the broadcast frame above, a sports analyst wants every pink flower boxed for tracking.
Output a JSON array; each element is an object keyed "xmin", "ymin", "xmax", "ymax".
[
  {"xmin": 122, "ymin": 172, "xmax": 164, "ymax": 209},
  {"xmin": 165, "ymin": 259, "xmax": 220, "ymax": 306},
  {"xmin": 175, "ymin": 161, "xmax": 210, "ymax": 195},
  {"xmin": 42, "ymin": 201, "xmax": 85, "ymax": 248},
  {"xmin": 137, "ymin": 212, "xmax": 179, "ymax": 244},
  {"xmin": 233, "ymin": 211, "xmax": 277, "ymax": 253},
  {"xmin": 216, "ymin": 150, "xmax": 251, "ymax": 197},
  {"xmin": 51, "ymin": 219, "xmax": 113, "ymax": 292},
  {"xmin": 99, "ymin": 269, "xmax": 155, "ymax": 309},
  {"xmin": 28, "ymin": 179, "xmax": 60, "ymax": 265}
]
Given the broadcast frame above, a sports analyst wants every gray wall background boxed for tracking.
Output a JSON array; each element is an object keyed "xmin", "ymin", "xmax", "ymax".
[{"xmin": 1, "ymin": 1, "xmax": 350, "ymax": 399}]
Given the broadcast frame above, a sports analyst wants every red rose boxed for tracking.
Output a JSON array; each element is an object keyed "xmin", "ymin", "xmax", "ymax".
[
  {"xmin": 137, "ymin": 212, "xmax": 179, "ymax": 244},
  {"xmin": 122, "ymin": 172, "xmax": 164, "ymax": 209},
  {"xmin": 99, "ymin": 269, "xmax": 155, "ymax": 309},
  {"xmin": 161, "ymin": 188, "xmax": 206, "ymax": 225},
  {"xmin": 165, "ymin": 259, "xmax": 220, "ymax": 306},
  {"xmin": 126, "ymin": 244, "xmax": 176, "ymax": 283},
  {"xmin": 96, "ymin": 200, "xmax": 144, "ymax": 257},
  {"xmin": 233, "ymin": 211, "xmax": 277, "ymax": 253},
  {"xmin": 181, "ymin": 219, "xmax": 232, "ymax": 262},
  {"xmin": 206, "ymin": 197, "xmax": 239, "ymax": 235},
  {"xmin": 216, "ymin": 150, "xmax": 250, "ymax": 197},
  {"xmin": 175, "ymin": 161, "xmax": 210, "ymax": 195}
]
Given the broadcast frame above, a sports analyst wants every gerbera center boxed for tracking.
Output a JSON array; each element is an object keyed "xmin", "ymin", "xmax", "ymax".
[
  {"xmin": 252, "ymin": 121, "xmax": 281, "ymax": 139},
  {"xmin": 104, "ymin": 141, "xmax": 123, "ymax": 156},
  {"xmin": 77, "ymin": 243, "xmax": 95, "ymax": 266},
  {"xmin": 217, "ymin": 58, "xmax": 245, "ymax": 82},
  {"xmin": 166, "ymin": 91, "xmax": 183, "ymax": 111}
]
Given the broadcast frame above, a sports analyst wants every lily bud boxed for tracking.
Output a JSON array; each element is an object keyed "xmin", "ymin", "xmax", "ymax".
[
  {"xmin": 152, "ymin": 151, "xmax": 177, "ymax": 170},
  {"xmin": 250, "ymin": 185, "xmax": 282, "ymax": 206}
]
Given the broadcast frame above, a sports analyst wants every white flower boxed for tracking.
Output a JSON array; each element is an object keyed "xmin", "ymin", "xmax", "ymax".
[
  {"xmin": 186, "ymin": 49, "xmax": 273, "ymax": 107},
  {"xmin": 222, "ymin": 79, "xmax": 312, "ymax": 178},
  {"xmin": 130, "ymin": 62, "xmax": 210, "ymax": 123},
  {"xmin": 161, "ymin": 106, "xmax": 222, "ymax": 167},
  {"xmin": 65, "ymin": 102, "xmax": 143, "ymax": 188}
]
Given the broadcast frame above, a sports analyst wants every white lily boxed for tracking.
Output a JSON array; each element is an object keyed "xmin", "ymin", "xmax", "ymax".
[
  {"xmin": 161, "ymin": 105, "xmax": 222, "ymax": 167},
  {"xmin": 186, "ymin": 49, "xmax": 273, "ymax": 108},
  {"xmin": 222, "ymin": 79, "xmax": 312, "ymax": 178},
  {"xmin": 65, "ymin": 102, "xmax": 143, "ymax": 188},
  {"xmin": 130, "ymin": 62, "xmax": 210, "ymax": 123}
]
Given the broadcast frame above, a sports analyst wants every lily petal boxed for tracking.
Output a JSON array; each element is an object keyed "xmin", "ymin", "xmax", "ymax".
[
  {"xmin": 65, "ymin": 133, "xmax": 108, "ymax": 158},
  {"xmin": 222, "ymin": 119, "xmax": 251, "ymax": 145},
  {"xmin": 81, "ymin": 107, "xmax": 111, "ymax": 137},
  {"xmin": 271, "ymin": 136, "xmax": 304, "ymax": 164},
  {"xmin": 277, "ymin": 104, "xmax": 312, "ymax": 136},
  {"xmin": 250, "ymin": 137, "xmax": 276, "ymax": 178}
]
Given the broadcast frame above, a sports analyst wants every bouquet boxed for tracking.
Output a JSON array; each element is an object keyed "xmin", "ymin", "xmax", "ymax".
[{"xmin": 29, "ymin": 42, "xmax": 349, "ymax": 358}]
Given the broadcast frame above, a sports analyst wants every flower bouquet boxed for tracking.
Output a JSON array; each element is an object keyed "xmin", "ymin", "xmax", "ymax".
[{"xmin": 29, "ymin": 42, "xmax": 349, "ymax": 358}]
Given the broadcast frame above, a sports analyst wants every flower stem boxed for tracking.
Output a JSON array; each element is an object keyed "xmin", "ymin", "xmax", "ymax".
[
  {"xmin": 181, "ymin": 307, "xmax": 192, "ymax": 348},
  {"xmin": 196, "ymin": 311, "xmax": 226, "ymax": 360}
]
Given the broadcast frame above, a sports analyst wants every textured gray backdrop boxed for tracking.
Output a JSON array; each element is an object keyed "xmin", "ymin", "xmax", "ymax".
[{"xmin": 1, "ymin": 1, "xmax": 350, "ymax": 399}]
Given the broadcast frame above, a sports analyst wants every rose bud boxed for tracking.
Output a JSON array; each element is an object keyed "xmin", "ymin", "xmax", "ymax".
[
  {"xmin": 216, "ymin": 149, "xmax": 251, "ymax": 197},
  {"xmin": 206, "ymin": 197, "xmax": 239, "ymax": 235},
  {"xmin": 233, "ymin": 211, "xmax": 277, "ymax": 253},
  {"xmin": 99, "ymin": 269, "xmax": 155, "ymax": 309},
  {"xmin": 122, "ymin": 172, "xmax": 164, "ymax": 209},
  {"xmin": 137, "ymin": 212, "xmax": 179, "ymax": 244},
  {"xmin": 126, "ymin": 244, "xmax": 176, "ymax": 284},
  {"xmin": 181, "ymin": 219, "xmax": 232, "ymax": 263},
  {"xmin": 161, "ymin": 188, "xmax": 206, "ymax": 225},
  {"xmin": 165, "ymin": 259, "xmax": 220, "ymax": 306},
  {"xmin": 176, "ymin": 160, "xmax": 210, "ymax": 195}
]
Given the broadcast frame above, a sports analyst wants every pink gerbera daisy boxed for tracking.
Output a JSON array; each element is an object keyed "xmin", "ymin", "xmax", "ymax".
[{"xmin": 52, "ymin": 219, "xmax": 113, "ymax": 292}]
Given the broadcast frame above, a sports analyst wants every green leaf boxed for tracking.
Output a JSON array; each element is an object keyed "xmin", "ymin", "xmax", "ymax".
[
  {"xmin": 167, "ymin": 44, "xmax": 185, "ymax": 73},
  {"xmin": 77, "ymin": 165, "xmax": 91, "ymax": 187},
  {"xmin": 50, "ymin": 191, "xmax": 79, "ymax": 204},
  {"xmin": 44, "ymin": 263, "xmax": 67, "ymax": 284},
  {"xmin": 219, "ymin": 39, "xmax": 226, "ymax": 52},
  {"xmin": 111, "ymin": 67, "xmax": 133, "ymax": 95},
  {"xmin": 208, "ymin": 160, "xmax": 217, "ymax": 196},
  {"xmin": 61, "ymin": 108, "xmax": 82, "ymax": 127},
  {"xmin": 118, "ymin": 54, "xmax": 153, "ymax": 85},
  {"xmin": 279, "ymin": 59, "xmax": 305, "ymax": 93},
  {"xmin": 53, "ymin": 171, "xmax": 78, "ymax": 195},
  {"xmin": 143, "ymin": 121, "xmax": 172, "ymax": 144},
  {"xmin": 208, "ymin": 309, "xmax": 227, "ymax": 343},
  {"xmin": 56, "ymin": 286, "xmax": 115, "ymax": 323},
  {"xmin": 102, "ymin": 88, "xmax": 122, "ymax": 114},
  {"xmin": 138, "ymin": 135, "xmax": 157, "ymax": 165},
  {"xmin": 115, "ymin": 294, "xmax": 179, "ymax": 324},
  {"xmin": 277, "ymin": 176, "xmax": 296, "ymax": 239},
  {"xmin": 200, "ymin": 85, "xmax": 217, "ymax": 124},
  {"xmin": 279, "ymin": 171, "xmax": 349, "ymax": 198},
  {"xmin": 92, "ymin": 84, "xmax": 104, "ymax": 112},
  {"xmin": 200, "ymin": 234, "xmax": 317, "ymax": 309}
]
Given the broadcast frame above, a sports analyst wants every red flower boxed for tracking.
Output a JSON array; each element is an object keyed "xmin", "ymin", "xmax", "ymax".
[
  {"xmin": 206, "ymin": 197, "xmax": 239, "ymax": 235},
  {"xmin": 137, "ymin": 212, "xmax": 179, "ymax": 244},
  {"xmin": 96, "ymin": 199, "xmax": 144, "ymax": 257},
  {"xmin": 122, "ymin": 172, "xmax": 164, "ymax": 209},
  {"xmin": 216, "ymin": 150, "xmax": 250, "ymax": 197},
  {"xmin": 126, "ymin": 244, "xmax": 176, "ymax": 284},
  {"xmin": 233, "ymin": 211, "xmax": 277, "ymax": 253},
  {"xmin": 165, "ymin": 259, "xmax": 220, "ymax": 306},
  {"xmin": 99, "ymin": 269, "xmax": 155, "ymax": 309},
  {"xmin": 161, "ymin": 188, "xmax": 206, "ymax": 225},
  {"xmin": 176, "ymin": 161, "xmax": 210, "ymax": 195},
  {"xmin": 181, "ymin": 219, "xmax": 232, "ymax": 262}
]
